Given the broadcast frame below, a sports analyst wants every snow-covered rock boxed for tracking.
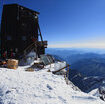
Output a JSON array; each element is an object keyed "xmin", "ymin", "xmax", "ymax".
[
  {"xmin": 45, "ymin": 61, "xmax": 66, "ymax": 72},
  {"xmin": 89, "ymin": 86, "xmax": 105, "ymax": 101},
  {"xmin": 89, "ymin": 88, "xmax": 100, "ymax": 97},
  {"xmin": 69, "ymin": 69, "xmax": 105, "ymax": 93},
  {"xmin": 0, "ymin": 66, "xmax": 104, "ymax": 104}
]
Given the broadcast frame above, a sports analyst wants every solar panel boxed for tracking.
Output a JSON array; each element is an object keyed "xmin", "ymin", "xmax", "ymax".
[
  {"xmin": 40, "ymin": 55, "xmax": 50, "ymax": 65},
  {"xmin": 47, "ymin": 55, "xmax": 54, "ymax": 63}
]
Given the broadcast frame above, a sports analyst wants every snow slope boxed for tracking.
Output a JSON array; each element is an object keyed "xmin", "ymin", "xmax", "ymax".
[{"xmin": 0, "ymin": 66, "xmax": 104, "ymax": 104}]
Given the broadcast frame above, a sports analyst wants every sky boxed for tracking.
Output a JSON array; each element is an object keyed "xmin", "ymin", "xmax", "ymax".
[{"xmin": 0, "ymin": 0, "xmax": 105, "ymax": 48}]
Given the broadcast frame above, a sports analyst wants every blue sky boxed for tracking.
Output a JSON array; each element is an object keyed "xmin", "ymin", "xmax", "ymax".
[{"xmin": 0, "ymin": 0, "xmax": 105, "ymax": 48}]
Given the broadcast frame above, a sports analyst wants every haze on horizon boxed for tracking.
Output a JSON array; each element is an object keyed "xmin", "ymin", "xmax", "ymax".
[{"xmin": 0, "ymin": 0, "xmax": 105, "ymax": 49}]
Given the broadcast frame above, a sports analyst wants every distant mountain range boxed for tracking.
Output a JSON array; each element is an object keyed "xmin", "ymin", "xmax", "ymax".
[
  {"xmin": 71, "ymin": 58, "xmax": 105, "ymax": 76},
  {"xmin": 69, "ymin": 69, "xmax": 105, "ymax": 92},
  {"xmin": 46, "ymin": 48, "xmax": 105, "ymax": 64}
]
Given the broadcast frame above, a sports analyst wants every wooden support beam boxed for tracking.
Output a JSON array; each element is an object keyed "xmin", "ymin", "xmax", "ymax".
[
  {"xmin": 52, "ymin": 64, "xmax": 70, "ymax": 74},
  {"xmin": 52, "ymin": 64, "xmax": 70, "ymax": 85}
]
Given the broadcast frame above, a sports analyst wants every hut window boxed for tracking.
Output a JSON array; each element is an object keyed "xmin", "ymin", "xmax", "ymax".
[
  {"xmin": 22, "ymin": 36, "xmax": 26, "ymax": 41},
  {"xmin": 21, "ymin": 23, "xmax": 27, "ymax": 28},
  {"xmin": 22, "ymin": 23, "xmax": 25, "ymax": 26},
  {"xmin": 7, "ymin": 36, "xmax": 12, "ymax": 40},
  {"xmin": 34, "ymin": 14, "xmax": 38, "ymax": 19},
  {"xmin": 21, "ymin": 7, "xmax": 23, "ymax": 10},
  {"xmin": 29, "ymin": 12, "xmax": 32, "ymax": 15}
]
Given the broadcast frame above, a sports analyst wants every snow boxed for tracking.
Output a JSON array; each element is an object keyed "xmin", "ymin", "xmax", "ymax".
[
  {"xmin": 89, "ymin": 89, "xmax": 100, "ymax": 97},
  {"xmin": 45, "ymin": 61, "xmax": 66, "ymax": 72},
  {"xmin": 0, "ymin": 64, "xmax": 104, "ymax": 104}
]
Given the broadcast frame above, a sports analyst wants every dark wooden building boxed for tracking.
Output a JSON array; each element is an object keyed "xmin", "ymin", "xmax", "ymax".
[{"xmin": 1, "ymin": 4, "xmax": 47, "ymax": 59}]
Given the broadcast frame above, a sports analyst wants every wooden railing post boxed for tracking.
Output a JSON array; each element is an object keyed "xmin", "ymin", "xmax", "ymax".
[{"xmin": 66, "ymin": 65, "xmax": 69, "ymax": 85}]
